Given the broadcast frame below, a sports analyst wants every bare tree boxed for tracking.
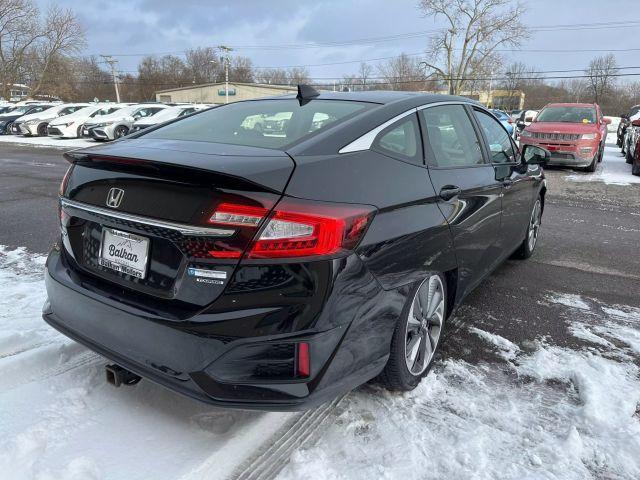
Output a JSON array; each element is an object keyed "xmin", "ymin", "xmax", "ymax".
[
  {"xmin": 287, "ymin": 66, "xmax": 310, "ymax": 85},
  {"xmin": 0, "ymin": 0, "xmax": 41, "ymax": 99},
  {"xmin": 229, "ymin": 56, "xmax": 254, "ymax": 83},
  {"xmin": 256, "ymin": 68, "xmax": 289, "ymax": 85},
  {"xmin": 585, "ymin": 54, "xmax": 617, "ymax": 104},
  {"xmin": 185, "ymin": 47, "xmax": 220, "ymax": 84},
  {"xmin": 359, "ymin": 62, "xmax": 373, "ymax": 89},
  {"xmin": 28, "ymin": 5, "xmax": 85, "ymax": 96},
  {"xmin": 419, "ymin": 0, "xmax": 528, "ymax": 95},
  {"xmin": 377, "ymin": 53, "xmax": 429, "ymax": 91}
]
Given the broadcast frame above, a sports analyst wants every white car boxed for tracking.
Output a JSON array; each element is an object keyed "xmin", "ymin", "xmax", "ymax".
[
  {"xmin": 129, "ymin": 104, "xmax": 212, "ymax": 133},
  {"xmin": 47, "ymin": 104, "xmax": 127, "ymax": 139},
  {"xmin": 13, "ymin": 103, "xmax": 89, "ymax": 136},
  {"xmin": 83, "ymin": 104, "xmax": 168, "ymax": 141}
]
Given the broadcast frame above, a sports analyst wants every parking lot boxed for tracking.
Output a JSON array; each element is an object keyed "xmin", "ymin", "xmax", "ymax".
[{"xmin": 0, "ymin": 133, "xmax": 638, "ymax": 479}]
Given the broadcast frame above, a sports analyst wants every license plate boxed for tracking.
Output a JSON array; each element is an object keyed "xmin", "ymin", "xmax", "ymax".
[{"xmin": 99, "ymin": 228, "xmax": 150, "ymax": 279}]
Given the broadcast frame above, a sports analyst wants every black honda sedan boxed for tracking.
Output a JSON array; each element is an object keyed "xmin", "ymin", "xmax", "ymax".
[{"xmin": 44, "ymin": 89, "xmax": 549, "ymax": 410}]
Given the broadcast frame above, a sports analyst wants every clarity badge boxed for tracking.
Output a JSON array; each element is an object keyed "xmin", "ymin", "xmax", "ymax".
[{"xmin": 187, "ymin": 267, "xmax": 227, "ymax": 285}]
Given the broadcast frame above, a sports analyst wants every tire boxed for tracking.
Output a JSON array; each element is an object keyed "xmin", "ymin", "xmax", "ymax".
[
  {"xmin": 37, "ymin": 123, "xmax": 47, "ymax": 137},
  {"xmin": 584, "ymin": 154, "xmax": 597, "ymax": 172},
  {"xmin": 3, "ymin": 122, "xmax": 12, "ymax": 135},
  {"xmin": 378, "ymin": 273, "xmax": 446, "ymax": 391},
  {"xmin": 626, "ymin": 147, "xmax": 634, "ymax": 164},
  {"xmin": 76, "ymin": 126, "xmax": 83, "ymax": 138},
  {"xmin": 113, "ymin": 125, "xmax": 129, "ymax": 139},
  {"xmin": 513, "ymin": 196, "xmax": 542, "ymax": 260},
  {"xmin": 597, "ymin": 144, "xmax": 604, "ymax": 163},
  {"xmin": 633, "ymin": 160, "xmax": 640, "ymax": 176}
]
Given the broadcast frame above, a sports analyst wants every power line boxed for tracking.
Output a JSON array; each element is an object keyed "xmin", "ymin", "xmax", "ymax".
[
  {"xmin": 94, "ymin": 19, "xmax": 640, "ymax": 58},
  {"xmin": 27, "ymin": 70, "xmax": 640, "ymax": 88}
]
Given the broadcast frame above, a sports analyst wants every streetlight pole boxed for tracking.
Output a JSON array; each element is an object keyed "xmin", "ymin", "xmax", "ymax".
[{"xmin": 217, "ymin": 45, "xmax": 233, "ymax": 104}]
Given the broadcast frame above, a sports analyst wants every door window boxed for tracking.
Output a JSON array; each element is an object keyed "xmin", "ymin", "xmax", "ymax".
[
  {"xmin": 420, "ymin": 105, "xmax": 484, "ymax": 167},
  {"xmin": 372, "ymin": 115, "xmax": 421, "ymax": 164},
  {"xmin": 474, "ymin": 109, "xmax": 516, "ymax": 164}
]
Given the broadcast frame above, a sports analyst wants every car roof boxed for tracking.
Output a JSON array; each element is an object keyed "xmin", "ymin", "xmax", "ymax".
[{"xmin": 271, "ymin": 90, "xmax": 478, "ymax": 108}]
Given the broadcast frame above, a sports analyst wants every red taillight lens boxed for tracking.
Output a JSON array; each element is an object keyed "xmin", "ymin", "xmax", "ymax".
[
  {"xmin": 59, "ymin": 165, "xmax": 74, "ymax": 196},
  {"xmin": 247, "ymin": 198, "xmax": 375, "ymax": 259},
  {"xmin": 205, "ymin": 198, "xmax": 375, "ymax": 260},
  {"xmin": 204, "ymin": 201, "xmax": 270, "ymax": 259}
]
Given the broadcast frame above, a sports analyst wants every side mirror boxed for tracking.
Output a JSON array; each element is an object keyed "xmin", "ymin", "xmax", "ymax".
[
  {"xmin": 525, "ymin": 116, "xmax": 534, "ymax": 123},
  {"xmin": 632, "ymin": 119, "xmax": 640, "ymax": 127},
  {"xmin": 523, "ymin": 145, "xmax": 550, "ymax": 165},
  {"xmin": 620, "ymin": 114, "xmax": 629, "ymax": 120},
  {"xmin": 603, "ymin": 117, "xmax": 612, "ymax": 125}
]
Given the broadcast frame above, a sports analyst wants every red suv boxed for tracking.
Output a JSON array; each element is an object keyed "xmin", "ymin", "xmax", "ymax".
[{"xmin": 519, "ymin": 103, "xmax": 610, "ymax": 172}]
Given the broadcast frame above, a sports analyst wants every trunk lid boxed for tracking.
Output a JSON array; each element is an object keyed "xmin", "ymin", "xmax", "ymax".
[{"xmin": 60, "ymin": 140, "xmax": 294, "ymax": 317}]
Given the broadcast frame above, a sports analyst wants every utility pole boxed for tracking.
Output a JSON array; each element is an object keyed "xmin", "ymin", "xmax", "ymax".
[
  {"xmin": 488, "ymin": 70, "xmax": 494, "ymax": 108},
  {"xmin": 101, "ymin": 55, "xmax": 121, "ymax": 103},
  {"xmin": 217, "ymin": 45, "xmax": 233, "ymax": 104}
]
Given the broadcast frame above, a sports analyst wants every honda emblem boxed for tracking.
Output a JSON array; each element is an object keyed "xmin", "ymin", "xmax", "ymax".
[{"xmin": 106, "ymin": 188, "xmax": 125, "ymax": 208}]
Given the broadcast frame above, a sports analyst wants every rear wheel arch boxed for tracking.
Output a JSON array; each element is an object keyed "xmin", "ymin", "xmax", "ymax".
[{"xmin": 539, "ymin": 185, "xmax": 547, "ymax": 216}]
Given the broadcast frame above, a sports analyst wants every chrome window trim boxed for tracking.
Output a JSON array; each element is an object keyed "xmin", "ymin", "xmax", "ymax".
[
  {"xmin": 338, "ymin": 108, "xmax": 418, "ymax": 153},
  {"xmin": 60, "ymin": 198, "xmax": 235, "ymax": 237},
  {"xmin": 338, "ymin": 100, "xmax": 481, "ymax": 154}
]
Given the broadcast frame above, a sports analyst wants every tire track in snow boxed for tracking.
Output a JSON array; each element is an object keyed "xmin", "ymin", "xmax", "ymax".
[{"xmin": 231, "ymin": 395, "xmax": 347, "ymax": 480}]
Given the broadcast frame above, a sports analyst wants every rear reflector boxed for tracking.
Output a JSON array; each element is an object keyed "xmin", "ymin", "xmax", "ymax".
[{"xmin": 297, "ymin": 342, "xmax": 310, "ymax": 377}]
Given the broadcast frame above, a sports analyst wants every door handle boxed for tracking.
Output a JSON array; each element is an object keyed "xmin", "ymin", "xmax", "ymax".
[{"xmin": 439, "ymin": 185, "xmax": 461, "ymax": 201}]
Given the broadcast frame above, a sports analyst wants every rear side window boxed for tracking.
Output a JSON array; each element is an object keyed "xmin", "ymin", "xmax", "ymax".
[
  {"xmin": 373, "ymin": 115, "xmax": 421, "ymax": 164},
  {"xmin": 143, "ymin": 99, "xmax": 372, "ymax": 149},
  {"xmin": 474, "ymin": 109, "xmax": 516, "ymax": 164},
  {"xmin": 420, "ymin": 105, "xmax": 485, "ymax": 167}
]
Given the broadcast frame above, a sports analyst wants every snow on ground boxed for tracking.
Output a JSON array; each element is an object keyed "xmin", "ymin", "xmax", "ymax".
[
  {"xmin": 566, "ymin": 133, "xmax": 640, "ymax": 186},
  {"xmin": 0, "ymin": 246, "xmax": 295, "ymax": 480},
  {"xmin": 0, "ymin": 134, "xmax": 95, "ymax": 149},
  {"xmin": 279, "ymin": 294, "xmax": 640, "ymax": 480},
  {"xmin": 3, "ymin": 246, "xmax": 640, "ymax": 480}
]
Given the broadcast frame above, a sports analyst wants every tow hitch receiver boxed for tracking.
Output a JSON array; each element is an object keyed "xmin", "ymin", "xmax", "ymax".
[{"xmin": 105, "ymin": 364, "xmax": 142, "ymax": 387}]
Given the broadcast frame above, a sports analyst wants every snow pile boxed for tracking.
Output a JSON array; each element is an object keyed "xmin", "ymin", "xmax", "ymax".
[
  {"xmin": 0, "ymin": 246, "xmax": 294, "ymax": 480},
  {"xmin": 566, "ymin": 134, "xmax": 640, "ymax": 186},
  {"xmin": 279, "ymin": 294, "xmax": 640, "ymax": 480},
  {"xmin": 469, "ymin": 326, "xmax": 520, "ymax": 360}
]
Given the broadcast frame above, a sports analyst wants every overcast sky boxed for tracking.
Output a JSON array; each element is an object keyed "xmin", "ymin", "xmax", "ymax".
[{"xmin": 34, "ymin": 0, "xmax": 640, "ymax": 82}]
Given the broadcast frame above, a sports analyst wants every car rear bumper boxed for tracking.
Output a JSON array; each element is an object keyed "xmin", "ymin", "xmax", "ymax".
[{"xmin": 43, "ymin": 245, "xmax": 392, "ymax": 410}]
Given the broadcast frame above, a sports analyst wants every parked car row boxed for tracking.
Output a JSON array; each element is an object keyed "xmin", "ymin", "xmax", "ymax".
[
  {"xmin": 0, "ymin": 101, "xmax": 214, "ymax": 141},
  {"xmin": 618, "ymin": 105, "xmax": 640, "ymax": 176}
]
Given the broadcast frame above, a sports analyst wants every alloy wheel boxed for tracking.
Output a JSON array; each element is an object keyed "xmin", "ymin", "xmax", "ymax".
[
  {"xmin": 528, "ymin": 199, "xmax": 542, "ymax": 251},
  {"xmin": 404, "ymin": 275, "xmax": 445, "ymax": 376}
]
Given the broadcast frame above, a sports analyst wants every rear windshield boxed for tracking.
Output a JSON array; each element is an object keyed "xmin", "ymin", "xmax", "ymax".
[
  {"xmin": 142, "ymin": 99, "xmax": 373, "ymax": 149},
  {"xmin": 537, "ymin": 106, "xmax": 597, "ymax": 124}
]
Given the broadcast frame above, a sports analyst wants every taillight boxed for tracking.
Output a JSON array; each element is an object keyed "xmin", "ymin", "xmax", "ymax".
[
  {"xmin": 205, "ymin": 198, "xmax": 375, "ymax": 260},
  {"xmin": 248, "ymin": 198, "xmax": 375, "ymax": 259},
  {"xmin": 59, "ymin": 165, "xmax": 74, "ymax": 196},
  {"xmin": 209, "ymin": 203, "xmax": 268, "ymax": 227}
]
